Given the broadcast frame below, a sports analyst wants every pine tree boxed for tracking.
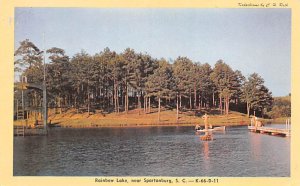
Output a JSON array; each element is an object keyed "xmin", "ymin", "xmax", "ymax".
[
  {"xmin": 241, "ymin": 73, "xmax": 272, "ymax": 117},
  {"xmin": 46, "ymin": 47, "xmax": 70, "ymax": 113},
  {"xmin": 146, "ymin": 59, "xmax": 174, "ymax": 121}
]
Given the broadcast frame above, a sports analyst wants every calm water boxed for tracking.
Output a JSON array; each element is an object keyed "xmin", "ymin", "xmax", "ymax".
[{"xmin": 14, "ymin": 125, "xmax": 290, "ymax": 176}]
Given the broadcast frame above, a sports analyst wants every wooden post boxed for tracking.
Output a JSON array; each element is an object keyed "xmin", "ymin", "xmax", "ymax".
[
  {"xmin": 43, "ymin": 33, "xmax": 47, "ymax": 133},
  {"xmin": 16, "ymin": 100, "xmax": 19, "ymax": 119},
  {"xmin": 22, "ymin": 125, "xmax": 25, "ymax": 137}
]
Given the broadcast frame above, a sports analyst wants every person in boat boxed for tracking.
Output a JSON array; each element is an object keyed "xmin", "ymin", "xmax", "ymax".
[{"xmin": 195, "ymin": 124, "xmax": 204, "ymax": 130}]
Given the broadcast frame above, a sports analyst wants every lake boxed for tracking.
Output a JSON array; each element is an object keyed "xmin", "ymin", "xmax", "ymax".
[{"xmin": 13, "ymin": 125, "xmax": 290, "ymax": 176}]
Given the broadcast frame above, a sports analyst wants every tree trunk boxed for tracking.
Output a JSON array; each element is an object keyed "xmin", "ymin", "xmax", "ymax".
[
  {"xmin": 54, "ymin": 95, "xmax": 57, "ymax": 114},
  {"xmin": 121, "ymin": 84, "xmax": 124, "ymax": 107},
  {"xmin": 105, "ymin": 84, "xmax": 108, "ymax": 109},
  {"xmin": 148, "ymin": 97, "xmax": 151, "ymax": 113},
  {"xmin": 116, "ymin": 86, "xmax": 120, "ymax": 113},
  {"xmin": 198, "ymin": 94, "xmax": 201, "ymax": 110},
  {"xmin": 226, "ymin": 96, "xmax": 229, "ymax": 115},
  {"xmin": 200, "ymin": 98, "xmax": 203, "ymax": 110},
  {"xmin": 124, "ymin": 80, "xmax": 126, "ymax": 113},
  {"xmin": 99, "ymin": 86, "xmax": 102, "ymax": 109},
  {"xmin": 58, "ymin": 97, "xmax": 62, "ymax": 114},
  {"xmin": 114, "ymin": 79, "xmax": 117, "ymax": 112},
  {"xmin": 87, "ymin": 93, "xmax": 90, "ymax": 115},
  {"xmin": 179, "ymin": 94, "xmax": 182, "ymax": 109},
  {"xmin": 158, "ymin": 96, "xmax": 161, "ymax": 122},
  {"xmin": 189, "ymin": 91, "xmax": 192, "ymax": 110},
  {"xmin": 87, "ymin": 79, "xmax": 90, "ymax": 115},
  {"xmin": 144, "ymin": 96, "xmax": 146, "ymax": 113},
  {"xmin": 125, "ymin": 81, "xmax": 129, "ymax": 114},
  {"xmin": 219, "ymin": 96, "xmax": 222, "ymax": 115},
  {"xmin": 212, "ymin": 91, "xmax": 215, "ymax": 107},
  {"xmin": 224, "ymin": 97, "xmax": 226, "ymax": 115},
  {"xmin": 176, "ymin": 95, "xmax": 179, "ymax": 122},
  {"xmin": 194, "ymin": 84, "xmax": 197, "ymax": 109},
  {"xmin": 247, "ymin": 102, "xmax": 250, "ymax": 117},
  {"xmin": 126, "ymin": 83, "xmax": 129, "ymax": 113},
  {"xmin": 223, "ymin": 97, "xmax": 226, "ymax": 114},
  {"xmin": 138, "ymin": 92, "xmax": 141, "ymax": 115}
]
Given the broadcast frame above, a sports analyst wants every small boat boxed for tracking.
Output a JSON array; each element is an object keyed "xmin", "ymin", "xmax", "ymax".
[
  {"xmin": 196, "ymin": 126, "xmax": 226, "ymax": 132},
  {"xmin": 47, "ymin": 122, "xmax": 61, "ymax": 128}
]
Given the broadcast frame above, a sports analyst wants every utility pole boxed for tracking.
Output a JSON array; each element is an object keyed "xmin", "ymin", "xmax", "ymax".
[{"xmin": 43, "ymin": 33, "xmax": 47, "ymax": 134}]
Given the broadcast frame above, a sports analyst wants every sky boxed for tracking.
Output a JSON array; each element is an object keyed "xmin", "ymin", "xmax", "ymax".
[{"xmin": 14, "ymin": 8, "xmax": 291, "ymax": 97}]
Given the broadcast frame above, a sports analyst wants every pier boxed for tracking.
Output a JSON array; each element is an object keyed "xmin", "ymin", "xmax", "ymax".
[
  {"xmin": 248, "ymin": 118, "xmax": 291, "ymax": 137},
  {"xmin": 248, "ymin": 126, "xmax": 290, "ymax": 137},
  {"xmin": 14, "ymin": 75, "xmax": 48, "ymax": 137}
]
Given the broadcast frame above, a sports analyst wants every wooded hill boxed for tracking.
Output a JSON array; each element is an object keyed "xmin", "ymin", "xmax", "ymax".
[{"xmin": 14, "ymin": 39, "xmax": 276, "ymax": 121}]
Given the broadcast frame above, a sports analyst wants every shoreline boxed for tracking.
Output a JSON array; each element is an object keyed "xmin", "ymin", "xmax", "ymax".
[
  {"xmin": 60, "ymin": 122, "xmax": 249, "ymax": 128},
  {"xmin": 13, "ymin": 108, "xmax": 288, "ymax": 129}
]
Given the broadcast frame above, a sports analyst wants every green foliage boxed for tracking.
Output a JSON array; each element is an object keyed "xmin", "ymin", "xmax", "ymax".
[
  {"xmin": 241, "ymin": 73, "xmax": 273, "ymax": 117},
  {"xmin": 146, "ymin": 59, "xmax": 174, "ymax": 99},
  {"xmin": 267, "ymin": 96, "xmax": 291, "ymax": 118},
  {"xmin": 14, "ymin": 39, "xmax": 276, "ymax": 118},
  {"xmin": 210, "ymin": 60, "xmax": 244, "ymax": 114},
  {"xmin": 14, "ymin": 39, "xmax": 43, "ymax": 69}
]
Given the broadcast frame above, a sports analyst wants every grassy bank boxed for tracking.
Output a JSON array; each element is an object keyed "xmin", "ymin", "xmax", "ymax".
[{"xmin": 14, "ymin": 108, "xmax": 255, "ymax": 128}]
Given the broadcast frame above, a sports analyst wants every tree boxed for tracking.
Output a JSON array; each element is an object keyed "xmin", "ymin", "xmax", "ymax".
[
  {"xmin": 46, "ymin": 47, "xmax": 70, "ymax": 113},
  {"xmin": 241, "ymin": 73, "xmax": 272, "ymax": 117},
  {"xmin": 254, "ymin": 84, "xmax": 273, "ymax": 117},
  {"xmin": 268, "ymin": 95, "xmax": 290, "ymax": 118},
  {"xmin": 173, "ymin": 57, "xmax": 194, "ymax": 110},
  {"xmin": 93, "ymin": 48, "xmax": 115, "ymax": 111},
  {"xmin": 121, "ymin": 48, "xmax": 138, "ymax": 113},
  {"xmin": 231, "ymin": 70, "xmax": 245, "ymax": 111},
  {"xmin": 211, "ymin": 60, "xmax": 238, "ymax": 115},
  {"xmin": 108, "ymin": 52, "xmax": 125, "ymax": 113},
  {"xmin": 69, "ymin": 50, "xmax": 93, "ymax": 113},
  {"xmin": 15, "ymin": 39, "xmax": 43, "ymax": 68},
  {"xmin": 14, "ymin": 39, "xmax": 276, "ymax": 121},
  {"xmin": 196, "ymin": 63, "xmax": 213, "ymax": 109},
  {"xmin": 141, "ymin": 54, "xmax": 158, "ymax": 114},
  {"xmin": 146, "ymin": 59, "xmax": 174, "ymax": 121},
  {"xmin": 14, "ymin": 39, "xmax": 43, "ymax": 83}
]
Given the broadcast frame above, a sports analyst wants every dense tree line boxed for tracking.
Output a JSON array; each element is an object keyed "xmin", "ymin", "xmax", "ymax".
[
  {"xmin": 267, "ymin": 95, "xmax": 291, "ymax": 118},
  {"xmin": 14, "ymin": 39, "xmax": 274, "ymax": 120}
]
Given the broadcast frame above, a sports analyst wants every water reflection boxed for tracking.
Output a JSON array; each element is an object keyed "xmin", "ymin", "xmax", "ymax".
[
  {"xmin": 202, "ymin": 141, "xmax": 210, "ymax": 160},
  {"xmin": 14, "ymin": 125, "xmax": 290, "ymax": 176},
  {"xmin": 249, "ymin": 132, "xmax": 262, "ymax": 161}
]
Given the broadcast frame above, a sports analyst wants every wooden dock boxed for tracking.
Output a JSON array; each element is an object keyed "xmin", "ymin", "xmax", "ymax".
[
  {"xmin": 14, "ymin": 126, "xmax": 25, "ymax": 136},
  {"xmin": 248, "ymin": 126, "xmax": 291, "ymax": 137},
  {"xmin": 14, "ymin": 126, "xmax": 47, "ymax": 136}
]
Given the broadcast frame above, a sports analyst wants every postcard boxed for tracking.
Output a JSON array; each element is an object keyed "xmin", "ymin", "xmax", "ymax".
[{"xmin": 0, "ymin": 0, "xmax": 299, "ymax": 186}]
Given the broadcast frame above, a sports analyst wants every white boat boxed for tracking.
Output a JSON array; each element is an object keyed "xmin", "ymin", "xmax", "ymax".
[{"xmin": 196, "ymin": 126, "xmax": 226, "ymax": 132}]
